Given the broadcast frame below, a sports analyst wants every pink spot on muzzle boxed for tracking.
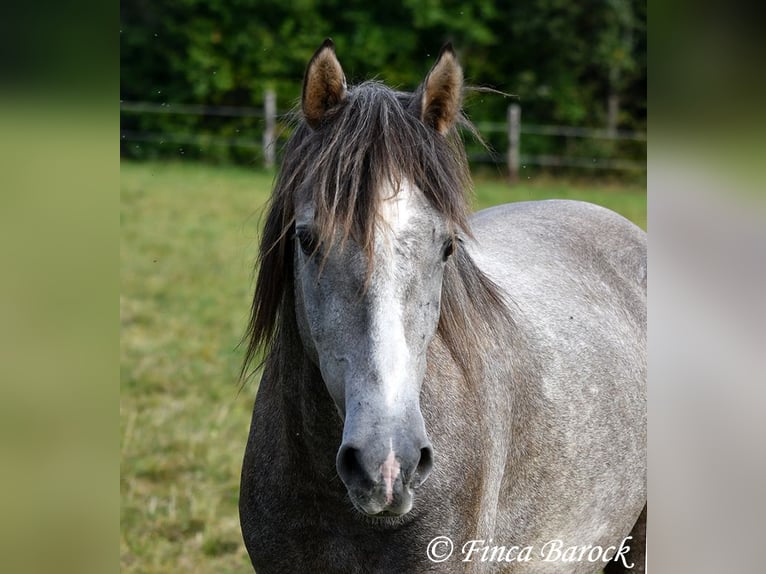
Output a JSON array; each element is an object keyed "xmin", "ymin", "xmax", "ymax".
[{"xmin": 380, "ymin": 449, "xmax": 401, "ymax": 505}]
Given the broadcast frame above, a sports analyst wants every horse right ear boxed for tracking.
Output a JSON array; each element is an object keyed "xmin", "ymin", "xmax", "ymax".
[{"xmin": 302, "ymin": 38, "xmax": 347, "ymax": 129}]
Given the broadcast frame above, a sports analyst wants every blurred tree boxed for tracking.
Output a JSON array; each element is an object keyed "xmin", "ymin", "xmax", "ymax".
[{"xmin": 120, "ymin": 0, "xmax": 645, "ymax": 166}]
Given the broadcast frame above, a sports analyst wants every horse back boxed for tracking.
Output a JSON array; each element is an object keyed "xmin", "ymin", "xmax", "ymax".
[{"xmin": 470, "ymin": 199, "xmax": 645, "ymax": 326}]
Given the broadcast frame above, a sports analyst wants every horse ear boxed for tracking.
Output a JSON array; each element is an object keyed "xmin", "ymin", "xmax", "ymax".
[
  {"xmin": 421, "ymin": 43, "xmax": 463, "ymax": 134},
  {"xmin": 302, "ymin": 38, "xmax": 347, "ymax": 129}
]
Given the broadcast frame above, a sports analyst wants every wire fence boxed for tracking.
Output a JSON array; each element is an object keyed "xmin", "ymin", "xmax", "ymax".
[{"xmin": 120, "ymin": 95, "xmax": 646, "ymax": 178}]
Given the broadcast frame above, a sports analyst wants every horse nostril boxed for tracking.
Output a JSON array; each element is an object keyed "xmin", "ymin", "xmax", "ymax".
[
  {"xmin": 414, "ymin": 445, "xmax": 434, "ymax": 487},
  {"xmin": 337, "ymin": 445, "xmax": 371, "ymax": 488}
]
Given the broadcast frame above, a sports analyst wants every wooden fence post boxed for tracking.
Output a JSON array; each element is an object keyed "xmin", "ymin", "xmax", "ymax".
[
  {"xmin": 263, "ymin": 88, "xmax": 276, "ymax": 169},
  {"xmin": 508, "ymin": 103, "xmax": 521, "ymax": 183}
]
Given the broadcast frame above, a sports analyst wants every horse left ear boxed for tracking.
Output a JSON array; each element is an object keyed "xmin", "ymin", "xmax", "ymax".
[
  {"xmin": 302, "ymin": 38, "xmax": 347, "ymax": 129},
  {"xmin": 420, "ymin": 43, "xmax": 463, "ymax": 134}
]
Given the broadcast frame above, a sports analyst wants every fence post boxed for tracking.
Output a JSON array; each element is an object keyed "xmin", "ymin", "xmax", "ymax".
[
  {"xmin": 607, "ymin": 92, "xmax": 619, "ymax": 138},
  {"xmin": 263, "ymin": 88, "xmax": 276, "ymax": 169},
  {"xmin": 508, "ymin": 103, "xmax": 520, "ymax": 183}
]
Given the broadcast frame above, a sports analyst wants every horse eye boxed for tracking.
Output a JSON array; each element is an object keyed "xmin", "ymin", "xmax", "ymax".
[
  {"xmin": 443, "ymin": 238, "xmax": 456, "ymax": 261},
  {"xmin": 296, "ymin": 227, "xmax": 317, "ymax": 256}
]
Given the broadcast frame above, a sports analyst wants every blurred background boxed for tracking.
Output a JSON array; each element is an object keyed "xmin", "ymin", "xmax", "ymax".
[
  {"xmin": 120, "ymin": 2, "xmax": 646, "ymax": 573},
  {"xmin": 120, "ymin": 0, "xmax": 646, "ymax": 175}
]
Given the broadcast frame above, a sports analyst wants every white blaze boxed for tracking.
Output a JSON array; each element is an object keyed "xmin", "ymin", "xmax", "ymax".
[{"xmin": 374, "ymin": 180, "xmax": 416, "ymax": 408}]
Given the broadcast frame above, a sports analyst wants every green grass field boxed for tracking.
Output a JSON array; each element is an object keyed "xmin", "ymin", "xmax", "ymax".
[{"xmin": 120, "ymin": 160, "xmax": 645, "ymax": 573}]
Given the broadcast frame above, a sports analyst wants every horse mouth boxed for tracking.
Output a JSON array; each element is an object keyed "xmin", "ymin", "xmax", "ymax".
[
  {"xmin": 346, "ymin": 487, "xmax": 414, "ymax": 518},
  {"xmin": 373, "ymin": 509, "xmax": 402, "ymax": 518}
]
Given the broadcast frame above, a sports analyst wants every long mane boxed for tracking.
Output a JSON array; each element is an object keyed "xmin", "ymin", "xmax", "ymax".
[{"xmin": 241, "ymin": 81, "xmax": 511, "ymax": 382}]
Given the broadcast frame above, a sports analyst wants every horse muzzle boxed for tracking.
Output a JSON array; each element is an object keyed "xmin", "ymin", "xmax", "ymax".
[{"xmin": 336, "ymin": 436, "xmax": 433, "ymax": 516}]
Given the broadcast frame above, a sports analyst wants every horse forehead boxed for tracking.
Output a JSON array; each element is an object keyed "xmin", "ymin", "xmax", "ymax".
[{"xmin": 378, "ymin": 179, "xmax": 428, "ymax": 236}]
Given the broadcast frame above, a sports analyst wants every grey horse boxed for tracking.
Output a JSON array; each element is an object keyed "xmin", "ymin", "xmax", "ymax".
[{"xmin": 239, "ymin": 39, "xmax": 646, "ymax": 573}]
